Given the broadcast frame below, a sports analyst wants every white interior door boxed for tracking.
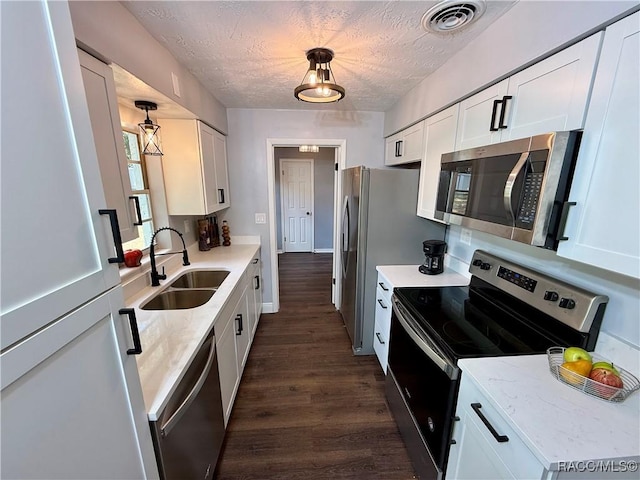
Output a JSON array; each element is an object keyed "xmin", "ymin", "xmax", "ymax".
[{"xmin": 281, "ymin": 159, "xmax": 314, "ymax": 252}]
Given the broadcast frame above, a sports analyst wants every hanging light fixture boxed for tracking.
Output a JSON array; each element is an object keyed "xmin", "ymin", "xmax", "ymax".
[
  {"xmin": 294, "ymin": 48, "xmax": 345, "ymax": 103},
  {"xmin": 135, "ymin": 100, "xmax": 163, "ymax": 156},
  {"xmin": 299, "ymin": 145, "xmax": 319, "ymax": 153}
]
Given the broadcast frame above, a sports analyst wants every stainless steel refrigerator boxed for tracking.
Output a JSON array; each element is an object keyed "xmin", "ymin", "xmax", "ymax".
[{"xmin": 339, "ymin": 166, "xmax": 446, "ymax": 354}]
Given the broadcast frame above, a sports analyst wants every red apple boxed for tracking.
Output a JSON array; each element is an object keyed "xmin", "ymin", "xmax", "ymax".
[
  {"xmin": 589, "ymin": 367, "xmax": 623, "ymax": 398},
  {"xmin": 123, "ymin": 249, "xmax": 143, "ymax": 267}
]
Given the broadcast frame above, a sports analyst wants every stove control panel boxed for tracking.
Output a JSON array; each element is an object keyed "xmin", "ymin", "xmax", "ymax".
[{"xmin": 468, "ymin": 250, "xmax": 609, "ymax": 333}]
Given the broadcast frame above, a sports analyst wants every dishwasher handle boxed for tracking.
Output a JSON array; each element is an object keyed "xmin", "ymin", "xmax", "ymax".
[{"xmin": 161, "ymin": 336, "xmax": 217, "ymax": 437}]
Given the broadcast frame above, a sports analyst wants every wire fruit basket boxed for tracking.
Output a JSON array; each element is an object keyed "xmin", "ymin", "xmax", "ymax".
[{"xmin": 547, "ymin": 347, "xmax": 640, "ymax": 403}]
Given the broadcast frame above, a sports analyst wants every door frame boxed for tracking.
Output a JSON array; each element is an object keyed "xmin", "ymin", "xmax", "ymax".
[
  {"xmin": 266, "ymin": 139, "xmax": 347, "ymax": 313},
  {"xmin": 279, "ymin": 158, "xmax": 315, "ymax": 253}
]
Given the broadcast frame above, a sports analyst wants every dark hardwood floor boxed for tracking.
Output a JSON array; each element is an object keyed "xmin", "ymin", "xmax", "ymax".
[{"xmin": 214, "ymin": 252, "xmax": 416, "ymax": 479}]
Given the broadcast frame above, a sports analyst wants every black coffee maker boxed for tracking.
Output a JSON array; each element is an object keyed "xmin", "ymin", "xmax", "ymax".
[{"xmin": 419, "ymin": 240, "xmax": 447, "ymax": 275}]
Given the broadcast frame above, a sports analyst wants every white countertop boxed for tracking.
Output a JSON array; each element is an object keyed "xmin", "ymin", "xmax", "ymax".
[
  {"xmin": 125, "ymin": 244, "xmax": 260, "ymax": 421},
  {"xmin": 459, "ymin": 355, "xmax": 640, "ymax": 470},
  {"xmin": 376, "ymin": 264, "xmax": 469, "ymax": 288}
]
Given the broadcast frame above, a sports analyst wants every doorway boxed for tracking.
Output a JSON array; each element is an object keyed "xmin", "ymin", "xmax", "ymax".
[
  {"xmin": 280, "ymin": 159, "xmax": 314, "ymax": 253},
  {"xmin": 266, "ymin": 139, "xmax": 347, "ymax": 313}
]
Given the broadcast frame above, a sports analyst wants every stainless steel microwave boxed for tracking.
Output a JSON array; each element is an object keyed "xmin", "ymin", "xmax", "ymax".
[{"xmin": 435, "ymin": 131, "xmax": 581, "ymax": 250}]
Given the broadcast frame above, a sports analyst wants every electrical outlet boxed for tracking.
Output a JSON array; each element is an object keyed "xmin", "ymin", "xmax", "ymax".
[
  {"xmin": 183, "ymin": 219, "xmax": 191, "ymax": 233},
  {"xmin": 460, "ymin": 227, "xmax": 472, "ymax": 245},
  {"xmin": 255, "ymin": 213, "xmax": 267, "ymax": 224}
]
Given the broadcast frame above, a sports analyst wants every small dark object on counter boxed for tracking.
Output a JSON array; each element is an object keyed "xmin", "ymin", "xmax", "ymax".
[{"xmin": 198, "ymin": 219, "xmax": 210, "ymax": 251}]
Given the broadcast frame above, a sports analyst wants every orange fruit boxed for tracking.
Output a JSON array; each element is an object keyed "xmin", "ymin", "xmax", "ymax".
[{"xmin": 559, "ymin": 360, "xmax": 592, "ymax": 386}]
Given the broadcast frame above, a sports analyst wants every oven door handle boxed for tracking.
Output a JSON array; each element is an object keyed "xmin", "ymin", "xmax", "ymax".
[
  {"xmin": 392, "ymin": 298, "xmax": 458, "ymax": 380},
  {"xmin": 503, "ymin": 152, "xmax": 529, "ymax": 226}
]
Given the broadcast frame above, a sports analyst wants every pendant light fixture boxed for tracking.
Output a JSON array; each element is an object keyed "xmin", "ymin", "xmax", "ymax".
[
  {"xmin": 294, "ymin": 48, "xmax": 345, "ymax": 103},
  {"xmin": 135, "ymin": 100, "xmax": 163, "ymax": 156}
]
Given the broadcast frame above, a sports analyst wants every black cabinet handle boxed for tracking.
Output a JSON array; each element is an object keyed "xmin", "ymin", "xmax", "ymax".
[
  {"xmin": 120, "ymin": 308, "xmax": 142, "ymax": 355},
  {"xmin": 375, "ymin": 332, "xmax": 385, "ymax": 345},
  {"xmin": 254, "ymin": 275, "xmax": 260, "ymax": 290},
  {"xmin": 471, "ymin": 403, "xmax": 509, "ymax": 443},
  {"xmin": 377, "ymin": 298, "xmax": 388, "ymax": 309},
  {"xmin": 235, "ymin": 313, "xmax": 243, "ymax": 335},
  {"xmin": 378, "ymin": 282, "xmax": 389, "ymax": 291},
  {"xmin": 555, "ymin": 201, "xmax": 577, "ymax": 241},
  {"xmin": 395, "ymin": 140, "xmax": 403, "ymax": 157},
  {"xmin": 252, "ymin": 258, "xmax": 259, "ymax": 264},
  {"xmin": 498, "ymin": 96, "xmax": 512, "ymax": 129},
  {"xmin": 99, "ymin": 209, "xmax": 125, "ymax": 263},
  {"xmin": 489, "ymin": 99, "xmax": 502, "ymax": 131},
  {"xmin": 129, "ymin": 196, "xmax": 143, "ymax": 226},
  {"xmin": 218, "ymin": 188, "xmax": 225, "ymax": 204}
]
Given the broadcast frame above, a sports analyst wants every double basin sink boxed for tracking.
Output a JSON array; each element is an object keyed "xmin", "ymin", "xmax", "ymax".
[{"xmin": 141, "ymin": 270, "xmax": 229, "ymax": 310}]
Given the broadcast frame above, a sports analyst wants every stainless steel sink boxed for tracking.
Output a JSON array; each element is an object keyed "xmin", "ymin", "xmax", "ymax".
[
  {"xmin": 141, "ymin": 289, "xmax": 215, "ymax": 311},
  {"xmin": 169, "ymin": 270, "xmax": 230, "ymax": 289}
]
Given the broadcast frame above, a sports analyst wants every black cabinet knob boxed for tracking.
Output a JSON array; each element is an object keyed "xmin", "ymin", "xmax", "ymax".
[{"xmin": 544, "ymin": 291, "xmax": 559, "ymax": 302}]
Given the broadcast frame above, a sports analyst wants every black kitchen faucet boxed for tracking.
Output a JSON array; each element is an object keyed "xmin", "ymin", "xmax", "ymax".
[{"xmin": 149, "ymin": 227, "xmax": 190, "ymax": 286}]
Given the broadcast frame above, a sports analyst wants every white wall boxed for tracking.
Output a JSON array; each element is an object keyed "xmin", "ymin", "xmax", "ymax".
[
  {"xmin": 385, "ymin": 0, "xmax": 639, "ymax": 136},
  {"xmin": 69, "ymin": 0, "xmax": 227, "ymax": 133},
  {"xmin": 223, "ymin": 108, "xmax": 385, "ymax": 306}
]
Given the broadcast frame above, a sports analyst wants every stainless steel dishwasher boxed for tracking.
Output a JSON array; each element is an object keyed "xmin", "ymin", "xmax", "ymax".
[{"xmin": 149, "ymin": 329, "xmax": 225, "ymax": 480}]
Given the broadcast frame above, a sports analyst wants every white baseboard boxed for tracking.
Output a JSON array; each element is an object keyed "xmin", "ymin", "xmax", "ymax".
[
  {"xmin": 261, "ymin": 302, "xmax": 276, "ymax": 314},
  {"xmin": 277, "ymin": 249, "xmax": 283, "ymax": 254},
  {"xmin": 313, "ymin": 248, "xmax": 334, "ymax": 254}
]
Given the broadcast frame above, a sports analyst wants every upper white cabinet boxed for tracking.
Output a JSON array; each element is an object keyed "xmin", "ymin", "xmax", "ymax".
[
  {"xmin": 160, "ymin": 119, "xmax": 230, "ymax": 215},
  {"xmin": 417, "ymin": 104, "xmax": 459, "ymax": 221},
  {"xmin": 557, "ymin": 12, "xmax": 640, "ymax": 279},
  {"xmin": 385, "ymin": 120, "xmax": 426, "ymax": 165},
  {"xmin": 79, "ymin": 49, "xmax": 138, "ymax": 244},
  {"xmin": 455, "ymin": 33, "xmax": 602, "ymax": 150}
]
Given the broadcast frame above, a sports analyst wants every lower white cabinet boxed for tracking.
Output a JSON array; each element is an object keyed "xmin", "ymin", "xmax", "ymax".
[
  {"xmin": 373, "ymin": 273, "xmax": 393, "ymax": 373},
  {"xmin": 214, "ymin": 255, "xmax": 263, "ymax": 426},
  {"xmin": 448, "ymin": 373, "xmax": 546, "ymax": 480},
  {"xmin": 416, "ymin": 104, "xmax": 459, "ymax": 221},
  {"xmin": 556, "ymin": 12, "xmax": 640, "ymax": 279}
]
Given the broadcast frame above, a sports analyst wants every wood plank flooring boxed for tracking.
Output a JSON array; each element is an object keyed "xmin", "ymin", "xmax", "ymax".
[{"xmin": 214, "ymin": 252, "xmax": 416, "ymax": 479}]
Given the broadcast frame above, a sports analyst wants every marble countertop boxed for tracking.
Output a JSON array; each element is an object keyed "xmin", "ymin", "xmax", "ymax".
[
  {"xmin": 125, "ymin": 244, "xmax": 260, "ymax": 421},
  {"xmin": 459, "ymin": 355, "xmax": 640, "ymax": 470},
  {"xmin": 376, "ymin": 264, "xmax": 469, "ymax": 288}
]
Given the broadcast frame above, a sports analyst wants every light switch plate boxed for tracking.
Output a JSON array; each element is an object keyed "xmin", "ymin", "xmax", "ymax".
[
  {"xmin": 255, "ymin": 213, "xmax": 267, "ymax": 224},
  {"xmin": 183, "ymin": 219, "xmax": 191, "ymax": 233}
]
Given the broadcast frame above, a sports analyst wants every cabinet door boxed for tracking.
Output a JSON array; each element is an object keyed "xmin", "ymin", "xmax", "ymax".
[
  {"xmin": 417, "ymin": 105, "xmax": 459, "ymax": 221},
  {"xmin": 373, "ymin": 289, "xmax": 391, "ymax": 373},
  {"xmin": 1, "ymin": 0, "xmax": 120, "ymax": 350},
  {"xmin": 385, "ymin": 131, "xmax": 404, "ymax": 165},
  {"xmin": 249, "ymin": 256, "xmax": 262, "ymax": 338},
  {"xmin": 197, "ymin": 121, "xmax": 220, "ymax": 214},
  {"xmin": 1, "ymin": 289, "xmax": 156, "ymax": 479},
  {"xmin": 501, "ymin": 33, "xmax": 602, "ymax": 141},
  {"xmin": 557, "ymin": 12, "xmax": 640, "ymax": 278},
  {"xmin": 215, "ymin": 311, "xmax": 238, "ymax": 426},
  {"xmin": 212, "ymin": 128, "xmax": 230, "ymax": 209},
  {"xmin": 401, "ymin": 121, "xmax": 426, "ymax": 163},
  {"xmin": 234, "ymin": 288, "xmax": 251, "ymax": 371},
  {"xmin": 455, "ymin": 80, "xmax": 508, "ymax": 150},
  {"xmin": 79, "ymin": 49, "xmax": 137, "ymax": 244}
]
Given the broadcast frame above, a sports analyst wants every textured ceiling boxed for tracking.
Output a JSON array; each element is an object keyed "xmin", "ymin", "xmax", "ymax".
[{"xmin": 121, "ymin": 1, "xmax": 517, "ymax": 112}]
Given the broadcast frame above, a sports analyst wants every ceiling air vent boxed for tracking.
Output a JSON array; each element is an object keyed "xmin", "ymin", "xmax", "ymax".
[{"xmin": 421, "ymin": 0, "xmax": 486, "ymax": 34}]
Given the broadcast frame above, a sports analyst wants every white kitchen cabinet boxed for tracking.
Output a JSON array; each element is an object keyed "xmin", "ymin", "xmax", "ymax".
[
  {"xmin": 373, "ymin": 272, "xmax": 393, "ymax": 373},
  {"xmin": 79, "ymin": 48, "xmax": 138, "ymax": 244},
  {"xmin": 160, "ymin": 119, "xmax": 230, "ymax": 215},
  {"xmin": 248, "ymin": 253, "xmax": 263, "ymax": 339},
  {"xmin": 455, "ymin": 33, "xmax": 602, "ymax": 150},
  {"xmin": 0, "ymin": 1, "xmax": 157, "ymax": 478},
  {"xmin": 385, "ymin": 120, "xmax": 426, "ymax": 165},
  {"xmin": 234, "ymin": 284, "xmax": 251, "ymax": 371},
  {"xmin": 416, "ymin": 104, "xmax": 459, "ymax": 221},
  {"xmin": 448, "ymin": 373, "xmax": 546, "ymax": 480},
  {"xmin": 557, "ymin": 12, "xmax": 640, "ymax": 279}
]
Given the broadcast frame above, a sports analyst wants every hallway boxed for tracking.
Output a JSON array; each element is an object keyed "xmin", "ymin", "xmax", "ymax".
[{"xmin": 214, "ymin": 252, "xmax": 416, "ymax": 479}]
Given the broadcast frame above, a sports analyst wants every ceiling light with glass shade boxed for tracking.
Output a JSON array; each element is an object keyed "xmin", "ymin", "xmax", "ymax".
[
  {"xmin": 135, "ymin": 100, "xmax": 163, "ymax": 156},
  {"xmin": 294, "ymin": 48, "xmax": 345, "ymax": 103}
]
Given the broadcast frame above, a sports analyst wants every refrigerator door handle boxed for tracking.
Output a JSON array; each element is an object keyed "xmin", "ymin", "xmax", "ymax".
[{"xmin": 341, "ymin": 195, "xmax": 350, "ymax": 278}]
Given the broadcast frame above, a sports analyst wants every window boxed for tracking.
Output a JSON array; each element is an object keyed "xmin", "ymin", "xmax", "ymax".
[{"xmin": 122, "ymin": 130, "xmax": 155, "ymax": 250}]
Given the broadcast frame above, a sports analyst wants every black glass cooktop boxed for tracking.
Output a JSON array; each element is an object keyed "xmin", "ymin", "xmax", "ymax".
[{"xmin": 394, "ymin": 278, "xmax": 587, "ymax": 360}]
